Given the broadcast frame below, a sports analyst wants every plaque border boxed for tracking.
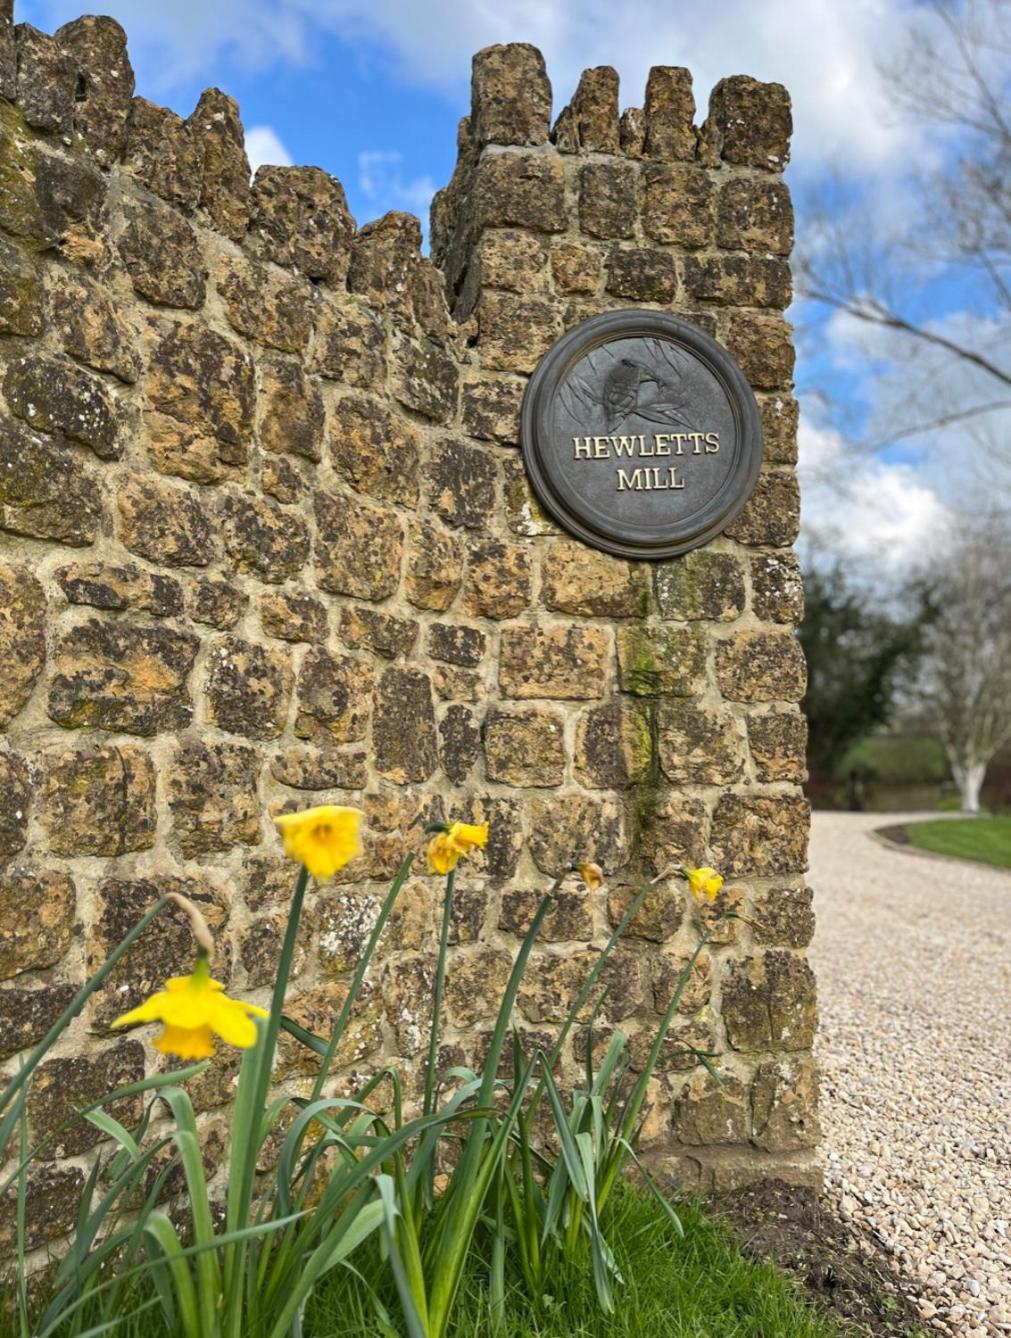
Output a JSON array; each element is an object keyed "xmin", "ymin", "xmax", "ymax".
[{"xmin": 519, "ymin": 309, "xmax": 764, "ymax": 560}]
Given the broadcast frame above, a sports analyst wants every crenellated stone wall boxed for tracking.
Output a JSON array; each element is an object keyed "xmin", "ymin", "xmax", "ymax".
[{"xmin": 0, "ymin": 3, "xmax": 816, "ymax": 1250}]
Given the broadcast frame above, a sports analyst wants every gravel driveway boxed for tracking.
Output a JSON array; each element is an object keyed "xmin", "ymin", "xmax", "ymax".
[{"xmin": 810, "ymin": 812, "xmax": 1011, "ymax": 1338}]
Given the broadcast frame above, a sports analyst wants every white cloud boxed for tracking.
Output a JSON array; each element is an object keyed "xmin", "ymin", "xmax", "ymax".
[
  {"xmin": 245, "ymin": 125, "xmax": 294, "ymax": 173},
  {"xmin": 357, "ymin": 150, "xmax": 436, "ymax": 219},
  {"xmin": 798, "ymin": 413, "xmax": 953, "ymax": 577},
  {"xmin": 26, "ymin": 0, "xmax": 925, "ymax": 173}
]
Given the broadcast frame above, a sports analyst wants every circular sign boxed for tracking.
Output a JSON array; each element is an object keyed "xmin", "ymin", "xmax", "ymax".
[{"xmin": 520, "ymin": 310, "xmax": 763, "ymax": 560}]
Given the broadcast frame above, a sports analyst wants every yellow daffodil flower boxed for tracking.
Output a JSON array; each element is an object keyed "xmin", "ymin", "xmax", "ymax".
[
  {"xmin": 427, "ymin": 821, "xmax": 489, "ymax": 875},
  {"xmin": 684, "ymin": 866, "xmax": 724, "ymax": 903},
  {"xmin": 112, "ymin": 956, "xmax": 268, "ymax": 1060},
  {"xmin": 274, "ymin": 804, "xmax": 365, "ymax": 881},
  {"xmin": 577, "ymin": 860, "xmax": 604, "ymax": 891}
]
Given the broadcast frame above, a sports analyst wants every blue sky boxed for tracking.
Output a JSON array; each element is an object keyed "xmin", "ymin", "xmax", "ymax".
[{"xmin": 18, "ymin": 0, "xmax": 1006, "ymax": 576}]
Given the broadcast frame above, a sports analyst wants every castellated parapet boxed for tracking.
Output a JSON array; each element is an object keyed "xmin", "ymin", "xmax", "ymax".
[{"xmin": 0, "ymin": 1, "xmax": 815, "ymax": 1251}]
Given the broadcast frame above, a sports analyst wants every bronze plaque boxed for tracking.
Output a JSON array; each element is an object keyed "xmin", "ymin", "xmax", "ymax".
[{"xmin": 520, "ymin": 310, "xmax": 763, "ymax": 559}]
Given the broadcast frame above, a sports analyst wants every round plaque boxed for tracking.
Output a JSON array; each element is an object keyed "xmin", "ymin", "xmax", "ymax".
[{"xmin": 520, "ymin": 310, "xmax": 763, "ymax": 559}]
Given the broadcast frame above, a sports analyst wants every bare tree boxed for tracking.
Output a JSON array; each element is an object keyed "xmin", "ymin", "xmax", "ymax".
[
  {"xmin": 797, "ymin": 0, "xmax": 1011, "ymax": 478},
  {"xmin": 911, "ymin": 530, "xmax": 1011, "ymax": 811}
]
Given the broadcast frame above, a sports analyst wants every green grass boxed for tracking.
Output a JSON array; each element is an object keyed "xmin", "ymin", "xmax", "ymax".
[
  {"xmin": 4, "ymin": 1186, "xmax": 850, "ymax": 1338},
  {"xmin": 904, "ymin": 815, "xmax": 1011, "ymax": 869},
  {"xmin": 306, "ymin": 1184, "xmax": 845, "ymax": 1338}
]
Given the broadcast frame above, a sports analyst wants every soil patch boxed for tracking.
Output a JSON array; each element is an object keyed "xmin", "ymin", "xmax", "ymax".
[{"xmin": 712, "ymin": 1180, "xmax": 930, "ymax": 1337}]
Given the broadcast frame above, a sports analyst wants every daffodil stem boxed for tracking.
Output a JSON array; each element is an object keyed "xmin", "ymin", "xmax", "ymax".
[{"xmin": 423, "ymin": 867, "xmax": 455, "ymax": 1122}]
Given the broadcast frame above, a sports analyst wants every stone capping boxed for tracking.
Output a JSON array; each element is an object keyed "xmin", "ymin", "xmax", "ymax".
[{"xmin": 0, "ymin": 0, "xmax": 814, "ymax": 1253}]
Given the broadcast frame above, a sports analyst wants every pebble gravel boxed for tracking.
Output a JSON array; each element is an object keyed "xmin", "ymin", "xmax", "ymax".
[{"xmin": 810, "ymin": 812, "xmax": 1011, "ymax": 1338}]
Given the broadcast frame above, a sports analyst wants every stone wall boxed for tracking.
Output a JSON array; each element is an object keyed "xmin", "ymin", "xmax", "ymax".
[{"xmin": 0, "ymin": 3, "xmax": 816, "ymax": 1249}]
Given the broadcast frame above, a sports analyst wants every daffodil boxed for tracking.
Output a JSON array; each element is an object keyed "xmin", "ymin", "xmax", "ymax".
[
  {"xmin": 577, "ymin": 860, "xmax": 604, "ymax": 891},
  {"xmin": 427, "ymin": 821, "xmax": 489, "ymax": 875},
  {"xmin": 274, "ymin": 804, "xmax": 365, "ymax": 881},
  {"xmin": 112, "ymin": 956, "xmax": 268, "ymax": 1060},
  {"xmin": 684, "ymin": 866, "xmax": 724, "ymax": 903}
]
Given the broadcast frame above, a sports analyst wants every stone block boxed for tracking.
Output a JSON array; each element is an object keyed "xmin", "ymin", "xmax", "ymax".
[
  {"xmin": 553, "ymin": 65, "xmax": 619, "ymax": 153},
  {"xmin": 446, "ymin": 946, "xmax": 513, "ymax": 1026},
  {"xmin": 258, "ymin": 357, "xmax": 325, "ymax": 462},
  {"xmin": 186, "ymin": 576, "xmax": 246, "ymax": 629},
  {"xmin": 167, "ymin": 740, "xmax": 260, "ymax": 856},
  {"xmin": 429, "ymin": 439, "xmax": 498, "ymax": 530},
  {"xmin": 578, "ymin": 161, "xmax": 638, "ymax": 239},
  {"xmin": 499, "ymin": 883, "xmax": 594, "ymax": 942},
  {"xmin": 188, "ymin": 88, "xmax": 250, "ymax": 240},
  {"xmin": 88, "ymin": 876, "xmax": 228, "ymax": 1029},
  {"xmin": 339, "ymin": 606, "xmax": 418, "ymax": 659},
  {"xmin": 485, "ymin": 708, "xmax": 566, "ymax": 787},
  {"xmin": 4, "ymin": 353, "xmax": 120, "ymax": 459},
  {"xmin": 30, "ymin": 1042, "xmax": 144, "ymax": 1157},
  {"xmin": 542, "ymin": 541, "xmax": 649, "ymax": 618},
  {"xmin": 41, "ymin": 744, "xmax": 156, "ymax": 856},
  {"xmin": 0, "ymin": 986, "xmax": 76, "ymax": 1060},
  {"xmin": 683, "ymin": 254, "xmax": 792, "ymax": 309},
  {"xmin": 48, "ymin": 619, "xmax": 198, "ymax": 735},
  {"xmin": 606, "ymin": 247, "xmax": 677, "ymax": 302},
  {"xmin": 551, "ymin": 242, "xmax": 602, "ymax": 295},
  {"xmin": 373, "ymin": 667, "xmax": 438, "ymax": 783},
  {"xmin": 461, "ymin": 375, "xmax": 524, "ymax": 444},
  {"xmin": 574, "ymin": 698, "xmax": 653, "ymax": 788},
  {"xmin": 122, "ymin": 98, "xmax": 202, "ymax": 210},
  {"xmin": 756, "ymin": 393, "xmax": 799, "ymax": 466},
  {"xmin": 250, "ymin": 164, "xmax": 355, "ymax": 281},
  {"xmin": 55, "ymin": 15, "xmax": 134, "ymax": 165},
  {"xmin": 219, "ymin": 490, "xmax": 310, "ymax": 583},
  {"xmin": 722, "ymin": 311, "xmax": 794, "ymax": 390},
  {"xmin": 463, "ymin": 538, "xmax": 533, "ymax": 618},
  {"xmin": 500, "ymin": 624, "xmax": 610, "ymax": 700},
  {"xmin": 313, "ymin": 299, "xmax": 385, "ymax": 386},
  {"xmin": 471, "ymin": 44, "xmax": 551, "ymax": 147},
  {"xmin": 616, "ymin": 623, "xmax": 707, "ymax": 697},
  {"xmin": 606, "ymin": 878, "xmax": 684, "ymax": 944},
  {"xmin": 314, "ymin": 491, "xmax": 403, "ymax": 601},
  {"xmin": 117, "ymin": 198, "xmax": 207, "ymax": 308},
  {"xmin": 294, "ymin": 648, "xmax": 373, "ymax": 745},
  {"xmin": 14, "ymin": 23, "xmax": 75, "ymax": 132},
  {"xmin": 404, "ymin": 520, "xmax": 464, "ymax": 611},
  {"xmin": 0, "ymin": 751, "xmax": 29, "ymax": 858},
  {"xmin": 747, "ymin": 709, "xmax": 807, "ymax": 782},
  {"xmin": 657, "ymin": 698, "xmax": 747, "ymax": 784},
  {"xmin": 643, "ymin": 66, "xmax": 696, "ymax": 160},
  {"xmin": 475, "ymin": 229, "xmax": 549, "ymax": 292},
  {"xmin": 439, "ymin": 703, "xmax": 481, "ymax": 783},
  {"xmin": 427, "ymin": 623, "xmax": 486, "ymax": 667},
  {"xmin": 722, "ymin": 951, "xmax": 816, "ymax": 1051},
  {"xmin": 148, "ymin": 321, "xmax": 255, "ymax": 447},
  {"xmin": 711, "ymin": 794, "xmax": 810, "ymax": 878},
  {"xmin": 48, "ymin": 270, "xmax": 141, "ymax": 383},
  {"xmin": 655, "ymin": 551, "xmax": 745, "ymax": 621},
  {"xmin": 477, "ymin": 291, "xmax": 561, "ymax": 372},
  {"xmin": 392, "ymin": 336, "xmax": 459, "ymax": 424},
  {"xmin": 642, "ymin": 163, "xmax": 715, "ymax": 248},
  {"xmin": 674, "ymin": 1073, "xmax": 748, "ymax": 1146},
  {"xmin": 117, "ymin": 476, "xmax": 213, "ymax": 567},
  {"xmin": 716, "ymin": 630, "xmax": 806, "ymax": 703},
  {"xmin": 528, "ymin": 792, "xmax": 627, "ymax": 876},
  {"xmin": 217, "ymin": 254, "xmax": 312, "ymax": 354},
  {"xmin": 329, "ymin": 394, "xmax": 419, "ymax": 506},
  {"xmin": 717, "ymin": 176, "xmax": 793, "ymax": 254},
  {"xmin": 725, "ymin": 470, "xmax": 800, "ymax": 546},
  {"xmin": 751, "ymin": 551, "xmax": 803, "ymax": 623},
  {"xmin": 0, "ymin": 870, "xmax": 75, "ymax": 979},
  {"xmin": 706, "ymin": 76, "xmax": 792, "ymax": 171},
  {"xmin": 750, "ymin": 1055, "xmax": 820, "ymax": 1151},
  {"xmin": 0, "ymin": 564, "xmax": 46, "ymax": 727},
  {"xmin": 0, "ymin": 234, "xmax": 42, "ymax": 337},
  {"xmin": 752, "ymin": 885, "xmax": 815, "ymax": 950},
  {"xmin": 205, "ymin": 636, "xmax": 292, "ymax": 741}
]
